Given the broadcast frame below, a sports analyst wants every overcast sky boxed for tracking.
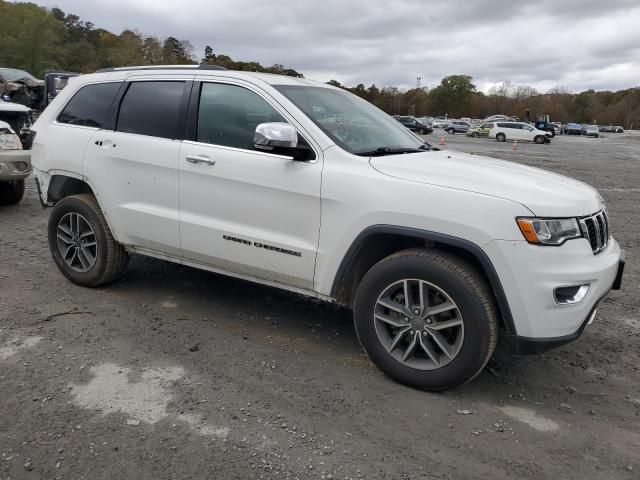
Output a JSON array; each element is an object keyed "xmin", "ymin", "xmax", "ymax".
[{"xmin": 29, "ymin": 0, "xmax": 640, "ymax": 92}]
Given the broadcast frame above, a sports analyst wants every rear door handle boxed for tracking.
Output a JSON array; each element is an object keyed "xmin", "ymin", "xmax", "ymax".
[{"xmin": 186, "ymin": 154, "xmax": 215, "ymax": 166}]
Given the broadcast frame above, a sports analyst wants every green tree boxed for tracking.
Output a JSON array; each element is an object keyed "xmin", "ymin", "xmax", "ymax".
[{"xmin": 429, "ymin": 74, "xmax": 476, "ymax": 117}]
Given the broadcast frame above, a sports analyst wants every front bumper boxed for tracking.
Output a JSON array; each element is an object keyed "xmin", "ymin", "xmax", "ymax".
[
  {"xmin": 0, "ymin": 150, "xmax": 32, "ymax": 181},
  {"xmin": 485, "ymin": 237, "xmax": 622, "ymax": 348}
]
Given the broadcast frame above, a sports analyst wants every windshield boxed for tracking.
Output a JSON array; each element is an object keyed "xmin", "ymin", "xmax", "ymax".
[
  {"xmin": 274, "ymin": 85, "xmax": 424, "ymax": 155},
  {"xmin": 0, "ymin": 68, "xmax": 35, "ymax": 82}
]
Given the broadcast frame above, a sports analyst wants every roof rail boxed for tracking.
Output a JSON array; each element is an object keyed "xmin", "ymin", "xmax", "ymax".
[{"xmin": 95, "ymin": 64, "xmax": 227, "ymax": 73}]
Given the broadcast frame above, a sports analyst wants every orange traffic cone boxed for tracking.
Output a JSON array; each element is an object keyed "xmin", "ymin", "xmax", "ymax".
[
  {"xmin": 439, "ymin": 135, "xmax": 446, "ymax": 146},
  {"xmin": 512, "ymin": 140, "xmax": 518, "ymax": 150}
]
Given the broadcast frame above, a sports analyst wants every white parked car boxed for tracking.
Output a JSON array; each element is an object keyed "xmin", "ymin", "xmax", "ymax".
[
  {"xmin": 31, "ymin": 66, "xmax": 624, "ymax": 391},
  {"xmin": 489, "ymin": 121, "xmax": 552, "ymax": 144}
]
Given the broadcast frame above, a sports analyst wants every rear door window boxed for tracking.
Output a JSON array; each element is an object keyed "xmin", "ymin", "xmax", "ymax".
[
  {"xmin": 57, "ymin": 82, "xmax": 121, "ymax": 128},
  {"xmin": 116, "ymin": 81, "xmax": 186, "ymax": 139}
]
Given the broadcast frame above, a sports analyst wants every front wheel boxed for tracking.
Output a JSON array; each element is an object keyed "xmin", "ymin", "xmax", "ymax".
[
  {"xmin": 418, "ymin": 128, "xmax": 426, "ymax": 135},
  {"xmin": 0, "ymin": 180, "xmax": 25, "ymax": 205},
  {"xmin": 534, "ymin": 135, "xmax": 546, "ymax": 144},
  {"xmin": 471, "ymin": 132, "xmax": 479, "ymax": 138},
  {"xmin": 48, "ymin": 194, "xmax": 129, "ymax": 287},
  {"xmin": 496, "ymin": 133, "xmax": 506, "ymax": 142},
  {"xmin": 354, "ymin": 249, "xmax": 498, "ymax": 391}
]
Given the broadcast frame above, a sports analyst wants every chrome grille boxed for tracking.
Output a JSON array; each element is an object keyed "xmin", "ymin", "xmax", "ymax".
[{"xmin": 579, "ymin": 210, "xmax": 610, "ymax": 254}]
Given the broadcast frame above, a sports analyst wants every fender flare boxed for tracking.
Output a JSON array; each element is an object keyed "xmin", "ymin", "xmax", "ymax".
[{"xmin": 330, "ymin": 225, "xmax": 517, "ymax": 336}]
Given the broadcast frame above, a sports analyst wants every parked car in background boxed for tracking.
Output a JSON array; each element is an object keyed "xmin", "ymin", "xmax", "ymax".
[
  {"xmin": 599, "ymin": 125, "xmax": 624, "ymax": 133},
  {"xmin": 0, "ymin": 119, "xmax": 31, "ymax": 204},
  {"xmin": 564, "ymin": 123, "xmax": 584, "ymax": 135},
  {"xmin": 483, "ymin": 114, "xmax": 518, "ymax": 123},
  {"xmin": 446, "ymin": 120, "xmax": 471, "ymax": 134},
  {"xmin": 393, "ymin": 116, "xmax": 433, "ymax": 134},
  {"xmin": 490, "ymin": 121, "xmax": 551, "ymax": 144},
  {"xmin": 432, "ymin": 117, "xmax": 448, "ymax": 128},
  {"xmin": 417, "ymin": 116, "xmax": 433, "ymax": 126},
  {"xmin": 466, "ymin": 123, "xmax": 493, "ymax": 138},
  {"xmin": 584, "ymin": 125, "xmax": 599, "ymax": 137}
]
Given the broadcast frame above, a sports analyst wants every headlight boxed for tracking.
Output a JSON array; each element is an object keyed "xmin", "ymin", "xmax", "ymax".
[
  {"xmin": 516, "ymin": 217, "xmax": 582, "ymax": 245},
  {"xmin": 0, "ymin": 134, "xmax": 20, "ymax": 150}
]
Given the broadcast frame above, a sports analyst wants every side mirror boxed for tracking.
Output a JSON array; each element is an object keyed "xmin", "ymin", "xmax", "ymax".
[
  {"xmin": 253, "ymin": 122, "xmax": 315, "ymax": 161},
  {"xmin": 254, "ymin": 122, "xmax": 298, "ymax": 150}
]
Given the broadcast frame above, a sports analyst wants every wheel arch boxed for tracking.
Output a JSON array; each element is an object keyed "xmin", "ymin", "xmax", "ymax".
[
  {"xmin": 330, "ymin": 225, "xmax": 517, "ymax": 336},
  {"xmin": 47, "ymin": 174, "xmax": 94, "ymax": 204},
  {"xmin": 42, "ymin": 173, "xmax": 121, "ymax": 244}
]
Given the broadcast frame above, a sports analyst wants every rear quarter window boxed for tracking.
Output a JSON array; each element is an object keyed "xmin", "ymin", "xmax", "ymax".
[{"xmin": 57, "ymin": 82, "xmax": 121, "ymax": 128}]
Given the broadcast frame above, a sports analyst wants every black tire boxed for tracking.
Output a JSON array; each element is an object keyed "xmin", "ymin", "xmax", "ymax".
[
  {"xmin": 534, "ymin": 135, "xmax": 545, "ymax": 144},
  {"xmin": 0, "ymin": 180, "xmax": 25, "ymax": 205},
  {"xmin": 47, "ymin": 194, "xmax": 129, "ymax": 287},
  {"xmin": 496, "ymin": 133, "xmax": 506, "ymax": 142},
  {"xmin": 472, "ymin": 132, "xmax": 479, "ymax": 138},
  {"xmin": 447, "ymin": 128, "xmax": 455, "ymax": 134},
  {"xmin": 418, "ymin": 128, "xmax": 426, "ymax": 135},
  {"xmin": 354, "ymin": 249, "xmax": 498, "ymax": 391}
]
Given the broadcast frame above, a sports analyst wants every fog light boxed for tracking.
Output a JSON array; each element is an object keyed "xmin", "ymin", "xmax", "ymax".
[
  {"xmin": 13, "ymin": 161, "xmax": 29, "ymax": 172},
  {"xmin": 554, "ymin": 284, "xmax": 590, "ymax": 305}
]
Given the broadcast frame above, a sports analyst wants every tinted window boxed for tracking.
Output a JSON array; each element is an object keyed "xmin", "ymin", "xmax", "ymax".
[
  {"xmin": 481, "ymin": 123, "xmax": 492, "ymax": 128},
  {"xmin": 117, "ymin": 81, "xmax": 185, "ymax": 139},
  {"xmin": 58, "ymin": 83, "xmax": 120, "ymax": 128},
  {"xmin": 197, "ymin": 83, "xmax": 285, "ymax": 149}
]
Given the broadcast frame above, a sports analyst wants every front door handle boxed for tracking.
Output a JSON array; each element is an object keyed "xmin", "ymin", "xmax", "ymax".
[{"xmin": 186, "ymin": 154, "xmax": 215, "ymax": 166}]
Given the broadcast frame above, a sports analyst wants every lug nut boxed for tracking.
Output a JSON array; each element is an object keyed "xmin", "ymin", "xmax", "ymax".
[
  {"xmin": 414, "ymin": 309, "xmax": 420, "ymax": 315},
  {"xmin": 404, "ymin": 317, "xmax": 409, "ymax": 322}
]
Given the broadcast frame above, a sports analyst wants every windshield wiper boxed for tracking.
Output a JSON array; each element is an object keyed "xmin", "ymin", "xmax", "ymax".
[{"xmin": 356, "ymin": 146, "xmax": 425, "ymax": 157}]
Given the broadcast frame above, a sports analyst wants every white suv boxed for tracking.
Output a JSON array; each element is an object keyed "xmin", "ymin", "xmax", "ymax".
[
  {"xmin": 31, "ymin": 66, "xmax": 624, "ymax": 390},
  {"xmin": 489, "ymin": 121, "xmax": 551, "ymax": 144}
]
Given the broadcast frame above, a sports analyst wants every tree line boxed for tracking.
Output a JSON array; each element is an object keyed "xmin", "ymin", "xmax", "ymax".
[
  {"xmin": 0, "ymin": 1, "xmax": 637, "ymax": 127},
  {"xmin": 331, "ymin": 76, "xmax": 640, "ymax": 128}
]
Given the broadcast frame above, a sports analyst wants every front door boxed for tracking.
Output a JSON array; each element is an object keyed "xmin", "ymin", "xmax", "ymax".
[{"xmin": 179, "ymin": 81, "xmax": 322, "ymax": 290}]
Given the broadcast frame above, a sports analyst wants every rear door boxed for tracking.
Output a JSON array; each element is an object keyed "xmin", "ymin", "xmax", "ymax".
[
  {"xmin": 83, "ymin": 76, "xmax": 191, "ymax": 255},
  {"xmin": 178, "ymin": 80, "xmax": 322, "ymax": 290}
]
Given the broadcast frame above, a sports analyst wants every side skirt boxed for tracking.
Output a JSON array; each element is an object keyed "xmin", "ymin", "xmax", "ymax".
[{"xmin": 126, "ymin": 245, "xmax": 335, "ymax": 303}]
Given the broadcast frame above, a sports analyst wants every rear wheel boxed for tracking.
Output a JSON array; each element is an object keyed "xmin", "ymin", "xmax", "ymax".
[
  {"xmin": 48, "ymin": 194, "xmax": 129, "ymax": 287},
  {"xmin": 354, "ymin": 249, "xmax": 498, "ymax": 391},
  {"xmin": 0, "ymin": 180, "xmax": 25, "ymax": 205},
  {"xmin": 447, "ymin": 128, "xmax": 455, "ymax": 134},
  {"xmin": 496, "ymin": 133, "xmax": 506, "ymax": 142}
]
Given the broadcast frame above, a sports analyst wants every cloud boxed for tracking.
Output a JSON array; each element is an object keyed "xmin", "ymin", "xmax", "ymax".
[{"xmin": 29, "ymin": 0, "xmax": 640, "ymax": 92}]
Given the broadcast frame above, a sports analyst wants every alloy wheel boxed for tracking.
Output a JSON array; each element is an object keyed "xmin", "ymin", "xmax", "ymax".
[
  {"xmin": 373, "ymin": 279, "xmax": 464, "ymax": 370},
  {"xmin": 56, "ymin": 212, "xmax": 98, "ymax": 273}
]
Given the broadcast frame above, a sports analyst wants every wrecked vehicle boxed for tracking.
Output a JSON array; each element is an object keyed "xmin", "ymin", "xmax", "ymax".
[
  {"xmin": 0, "ymin": 69, "xmax": 77, "ymax": 110},
  {"xmin": 0, "ymin": 118, "xmax": 31, "ymax": 205},
  {"xmin": 0, "ymin": 101, "xmax": 34, "ymax": 148},
  {"xmin": 0, "ymin": 68, "xmax": 44, "ymax": 108}
]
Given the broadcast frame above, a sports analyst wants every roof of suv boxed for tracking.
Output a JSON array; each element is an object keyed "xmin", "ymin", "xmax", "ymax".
[{"xmin": 70, "ymin": 65, "xmax": 332, "ymax": 89}]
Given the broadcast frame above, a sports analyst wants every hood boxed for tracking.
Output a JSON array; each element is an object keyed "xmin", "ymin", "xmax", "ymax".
[{"xmin": 370, "ymin": 150, "xmax": 601, "ymax": 217}]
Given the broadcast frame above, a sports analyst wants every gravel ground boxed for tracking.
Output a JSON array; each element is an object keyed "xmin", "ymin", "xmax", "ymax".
[{"xmin": 1, "ymin": 131, "xmax": 639, "ymax": 480}]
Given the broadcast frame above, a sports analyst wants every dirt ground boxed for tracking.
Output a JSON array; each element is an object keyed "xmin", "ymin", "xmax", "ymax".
[{"xmin": 1, "ymin": 131, "xmax": 639, "ymax": 480}]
